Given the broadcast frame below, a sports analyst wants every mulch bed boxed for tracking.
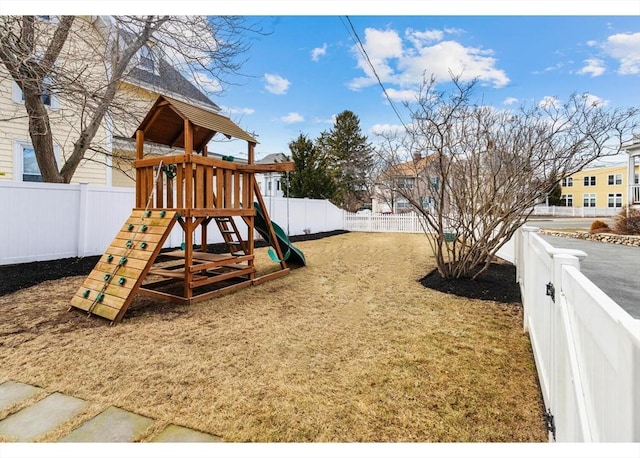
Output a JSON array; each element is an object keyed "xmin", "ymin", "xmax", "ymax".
[{"xmin": 420, "ymin": 261, "xmax": 521, "ymax": 304}]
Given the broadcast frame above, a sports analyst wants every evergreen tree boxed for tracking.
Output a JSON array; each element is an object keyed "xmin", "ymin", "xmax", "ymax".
[
  {"xmin": 323, "ymin": 110, "xmax": 374, "ymax": 211},
  {"xmin": 283, "ymin": 133, "xmax": 336, "ymax": 200}
]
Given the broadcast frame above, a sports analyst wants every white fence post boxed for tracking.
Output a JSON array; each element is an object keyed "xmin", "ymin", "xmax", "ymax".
[{"xmin": 76, "ymin": 183, "xmax": 89, "ymax": 257}]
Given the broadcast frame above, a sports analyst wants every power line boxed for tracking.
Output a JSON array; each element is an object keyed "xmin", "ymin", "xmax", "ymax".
[{"xmin": 341, "ymin": 16, "xmax": 409, "ymax": 133}]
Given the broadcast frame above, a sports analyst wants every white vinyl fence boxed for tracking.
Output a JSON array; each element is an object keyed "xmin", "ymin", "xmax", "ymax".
[
  {"xmin": 500, "ymin": 226, "xmax": 640, "ymax": 442},
  {"xmin": 532, "ymin": 205, "xmax": 619, "ymax": 217},
  {"xmin": 344, "ymin": 212, "xmax": 427, "ymax": 233},
  {"xmin": 0, "ymin": 181, "xmax": 345, "ymax": 265}
]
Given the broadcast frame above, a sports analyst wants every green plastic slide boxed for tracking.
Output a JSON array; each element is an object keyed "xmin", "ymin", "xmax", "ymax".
[{"xmin": 253, "ymin": 202, "xmax": 306, "ymax": 266}]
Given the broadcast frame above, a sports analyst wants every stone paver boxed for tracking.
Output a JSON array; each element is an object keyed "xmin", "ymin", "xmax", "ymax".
[
  {"xmin": 0, "ymin": 381, "xmax": 43, "ymax": 411},
  {"xmin": 58, "ymin": 406, "xmax": 154, "ymax": 442},
  {"xmin": 0, "ymin": 381, "xmax": 223, "ymax": 442},
  {"xmin": 0, "ymin": 392, "xmax": 88, "ymax": 441},
  {"xmin": 151, "ymin": 424, "xmax": 223, "ymax": 442}
]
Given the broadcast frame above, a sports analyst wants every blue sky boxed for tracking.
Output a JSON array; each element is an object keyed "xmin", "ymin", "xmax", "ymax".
[
  {"xmin": 205, "ymin": 13, "xmax": 640, "ymax": 160},
  {"xmin": 5, "ymin": 1, "xmax": 640, "ymax": 162}
]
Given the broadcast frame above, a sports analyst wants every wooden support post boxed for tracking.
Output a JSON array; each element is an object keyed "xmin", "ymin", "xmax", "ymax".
[
  {"xmin": 183, "ymin": 217, "xmax": 193, "ymax": 300},
  {"xmin": 135, "ymin": 130, "xmax": 144, "ymax": 207},
  {"xmin": 248, "ymin": 142, "xmax": 255, "ymax": 165},
  {"xmin": 184, "ymin": 119, "xmax": 194, "ymax": 210}
]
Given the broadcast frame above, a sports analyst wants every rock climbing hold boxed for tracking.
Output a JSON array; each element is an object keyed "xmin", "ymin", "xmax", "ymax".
[
  {"xmin": 96, "ymin": 293, "xmax": 104, "ymax": 303},
  {"xmin": 160, "ymin": 210, "xmax": 166, "ymax": 217},
  {"xmin": 120, "ymin": 257, "xmax": 127, "ymax": 265},
  {"xmin": 128, "ymin": 224, "xmax": 134, "ymax": 231},
  {"xmin": 118, "ymin": 277, "xmax": 126, "ymax": 286},
  {"xmin": 107, "ymin": 254, "xmax": 114, "ymax": 262},
  {"xmin": 104, "ymin": 273, "xmax": 111, "ymax": 281},
  {"xmin": 145, "ymin": 210, "xmax": 151, "ymax": 217},
  {"xmin": 140, "ymin": 242, "xmax": 147, "ymax": 249},
  {"xmin": 83, "ymin": 289, "xmax": 90, "ymax": 298},
  {"xmin": 141, "ymin": 225, "xmax": 148, "ymax": 232},
  {"xmin": 126, "ymin": 240, "xmax": 133, "ymax": 248}
]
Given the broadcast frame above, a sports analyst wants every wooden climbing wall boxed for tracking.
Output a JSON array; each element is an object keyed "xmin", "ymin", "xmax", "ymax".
[{"xmin": 70, "ymin": 210, "xmax": 178, "ymax": 323}]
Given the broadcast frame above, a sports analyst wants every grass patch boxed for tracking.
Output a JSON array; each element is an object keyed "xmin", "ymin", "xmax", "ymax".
[{"xmin": 0, "ymin": 233, "xmax": 546, "ymax": 442}]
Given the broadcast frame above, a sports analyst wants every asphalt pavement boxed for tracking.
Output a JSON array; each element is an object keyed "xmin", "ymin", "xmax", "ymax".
[{"xmin": 526, "ymin": 217, "xmax": 639, "ymax": 319}]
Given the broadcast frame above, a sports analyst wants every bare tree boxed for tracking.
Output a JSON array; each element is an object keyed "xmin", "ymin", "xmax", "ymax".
[
  {"xmin": 0, "ymin": 16, "xmax": 257, "ymax": 183},
  {"xmin": 377, "ymin": 76, "xmax": 639, "ymax": 279}
]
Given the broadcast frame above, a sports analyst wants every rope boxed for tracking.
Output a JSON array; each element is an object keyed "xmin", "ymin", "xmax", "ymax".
[{"xmin": 85, "ymin": 161, "xmax": 165, "ymax": 316}]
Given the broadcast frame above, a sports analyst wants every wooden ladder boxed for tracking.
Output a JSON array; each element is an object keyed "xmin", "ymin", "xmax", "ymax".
[{"xmin": 214, "ymin": 216, "xmax": 248, "ymax": 256}]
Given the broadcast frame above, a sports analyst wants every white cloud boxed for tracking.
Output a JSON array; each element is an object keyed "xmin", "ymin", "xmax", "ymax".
[
  {"xmin": 220, "ymin": 106, "xmax": 255, "ymax": 116},
  {"xmin": 313, "ymin": 115, "xmax": 337, "ymax": 124},
  {"xmin": 538, "ymin": 96, "xmax": 560, "ymax": 110},
  {"xmin": 578, "ymin": 58, "xmax": 606, "ymax": 77},
  {"xmin": 503, "ymin": 97, "xmax": 518, "ymax": 106},
  {"xmin": 602, "ymin": 32, "xmax": 640, "ymax": 75},
  {"xmin": 385, "ymin": 88, "xmax": 418, "ymax": 102},
  {"xmin": 370, "ymin": 123, "xmax": 406, "ymax": 136},
  {"xmin": 348, "ymin": 27, "xmax": 509, "ymax": 91},
  {"xmin": 264, "ymin": 73, "xmax": 290, "ymax": 95},
  {"xmin": 405, "ymin": 28, "xmax": 444, "ymax": 47},
  {"xmin": 581, "ymin": 93, "xmax": 608, "ymax": 107},
  {"xmin": 311, "ymin": 43, "xmax": 327, "ymax": 62},
  {"xmin": 280, "ymin": 112, "xmax": 304, "ymax": 123},
  {"xmin": 348, "ymin": 28, "xmax": 403, "ymax": 90}
]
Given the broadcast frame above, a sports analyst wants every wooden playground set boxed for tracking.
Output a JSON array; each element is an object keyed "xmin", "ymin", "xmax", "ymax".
[{"xmin": 70, "ymin": 96, "xmax": 306, "ymax": 325}]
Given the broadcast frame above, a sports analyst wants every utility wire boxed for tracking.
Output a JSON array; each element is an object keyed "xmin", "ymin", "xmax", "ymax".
[{"xmin": 341, "ymin": 16, "xmax": 409, "ymax": 133}]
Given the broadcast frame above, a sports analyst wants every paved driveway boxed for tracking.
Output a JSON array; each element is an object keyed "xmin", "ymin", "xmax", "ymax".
[{"xmin": 539, "ymin": 235, "xmax": 639, "ymax": 319}]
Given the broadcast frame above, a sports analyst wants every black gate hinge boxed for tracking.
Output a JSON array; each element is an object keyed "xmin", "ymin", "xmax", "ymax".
[
  {"xmin": 543, "ymin": 409, "xmax": 556, "ymax": 440},
  {"xmin": 546, "ymin": 282, "xmax": 555, "ymax": 302}
]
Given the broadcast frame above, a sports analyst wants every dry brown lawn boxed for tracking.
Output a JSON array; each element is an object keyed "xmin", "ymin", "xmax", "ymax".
[{"xmin": 0, "ymin": 232, "xmax": 546, "ymax": 442}]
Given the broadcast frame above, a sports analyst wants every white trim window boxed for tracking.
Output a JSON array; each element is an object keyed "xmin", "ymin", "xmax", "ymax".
[
  {"xmin": 607, "ymin": 193, "xmax": 623, "ymax": 208},
  {"xmin": 561, "ymin": 194, "xmax": 573, "ymax": 207},
  {"xmin": 561, "ymin": 177, "xmax": 573, "ymax": 187},
  {"xmin": 14, "ymin": 141, "xmax": 60, "ymax": 182},
  {"xmin": 583, "ymin": 193, "xmax": 596, "ymax": 208},
  {"xmin": 12, "ymin": 78, "xmax": 59, "ymax": 109},
  {"xmin": 583, "ymin": 176, "xmax": 596, "ymax": 186},
  {"xmin": 608, "ymin": 174, "xmax": 623, "ymax": 185}
]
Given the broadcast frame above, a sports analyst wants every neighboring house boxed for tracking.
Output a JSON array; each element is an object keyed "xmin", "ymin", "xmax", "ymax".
[
  {"xmin": 558, "ymin": 161, "xmax": 640, "ymax": 210},
  {"xmin": 256, "ymin": 152, "xmax": 288, "ymax": 198},
  {"xmin": 625, "ymin": 139, "xmax": 640, "ymax": 210},
  {"xmin": 0, "ymin": 16, "xmax": 222, "ymax": 187},
  {"xmin": 371, "ymin": 153, "xmax": 439, "ymax": 214}
]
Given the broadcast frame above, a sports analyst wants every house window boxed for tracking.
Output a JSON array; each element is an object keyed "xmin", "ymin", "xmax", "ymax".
[
  {"xmin": 267, "ymin": 181, "xmax": 272, "ymax": 191},
  {"xmin": 635, "ymin": 173, "xmax": 639, "ymax": 185},
  {"xmin": 583, "ymin": 176, "xmax": 596, "ymax": 186},
  {"xmin": 608, "ymin": 193, "xmax": 622, "ymax": 208},
  {"xmin": 561, "ymin": 177, "xmax": 573, "ymax": 187},
  {"xmin": 276, "ymin": 180, "xmax": 281, "ymax": 191},
  {"xmin": 429, "ymin": 176, "xmax": 439, "ymax": 191},
  {"xmin": 608, "ymin": 174, "xmax": 622, "ymax": 185},
  {"xmin": 560, "ymin": 194, "xmax": 573, "ymax": 207},
  {"xmin": 22, "ymin": 146, "xmax": 42, "ymax": 182},
  {"xmin": 583, "ymin": 193, "xmax": 596, "ymax": 208},
  {"xmin": 13, "ymin": 78, "xmax": 56, "ymax": 108},
  {"xmin": 396, "ymin": 177, "xmax": 414, "ymax": 189},
  {"xmin": 14, "ymin": 141, "xmax": 60, "ymax": 182}
]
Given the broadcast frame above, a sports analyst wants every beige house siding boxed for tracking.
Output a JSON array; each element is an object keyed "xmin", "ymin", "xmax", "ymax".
[
  {"xmin": 0, "ymin": 17, "xmax": 110, "ymax": 185},
  {"xmin": 560, "ymin": 163, "xmax": 640, "ymax": 208}
]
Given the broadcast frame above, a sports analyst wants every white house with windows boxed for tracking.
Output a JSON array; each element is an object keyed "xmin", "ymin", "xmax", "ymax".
[
  {"xmin": 255, "ymin": 153, "xmax": 289, "ymax": 198},
  {"xmin": 625, "ymin": 139, "xmax": 640, "ymax": 210}
]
